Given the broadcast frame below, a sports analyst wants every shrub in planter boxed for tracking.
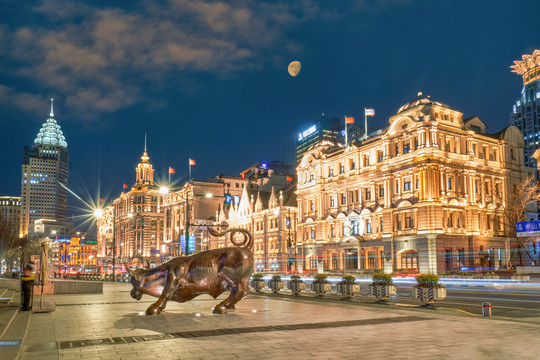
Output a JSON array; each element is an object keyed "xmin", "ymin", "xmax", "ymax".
[
  {"xmin": 268, "ymin": 275, "xmax": 284, "ymax": 294},
  {"xmin": 287, "ymin": 274, "xmax": 306, "ymax": 295},
  {"xmin": 369, "ymin": 273, "xmax": 396, "ymax": 303},
  {"xmin": 312, "ymin": 273, "xmax": 331, "ymax": 297},
  {"xmin": 414, "ymin": 274, "xmax": 446, "ymax": 307},
  {"xmin": 337, "ymin": 275, "xmax": 360, "ymax": 299},
  {"xmin": 251, "ymin": 273, "xmax": 266, "ymax": 292}
]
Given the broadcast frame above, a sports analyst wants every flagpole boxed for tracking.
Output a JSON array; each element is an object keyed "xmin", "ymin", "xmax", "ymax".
[
  {"xmin": 189, "ymin": 160, "xmax": 192, "ymax": 181},
  {"xmin": 364, "ymin": 108, "xmax": 368, "ymax": 139},
  {"xmin": 344, "ymin": 116, "xmax": 348, "ymax": 146}
]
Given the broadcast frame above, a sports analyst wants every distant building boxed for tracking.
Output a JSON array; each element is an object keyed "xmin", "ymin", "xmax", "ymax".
[
  {"xmin": 20, "ymin": 99, "xmax": 69, "ymax": 237},
  {"xmin": 296, "ymin": 116, "xmax": 342, "ymax": 164},
  {"xmin": 0, "ymin": 196, "xmax": 20, "ymax": 237},
  {"xmin": 98, "ymin": 139, "xmax": 165, "ymax": 265},
  {"xmin": 58, "ymin": 236, "xmax": 98, "ymax": 268},
  {"xmin": 33, "ymin": 219, "xmax": 74, "ymax": 239},
  {"xmin": 296, "ymin": 94, "xmax": 534, "ymax": 275},
  {"xmin": 510, "ymin": 49, "xmax": 540, "ymax": 168}
]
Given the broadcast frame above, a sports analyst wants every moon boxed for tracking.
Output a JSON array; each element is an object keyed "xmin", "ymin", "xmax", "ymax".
[{"xmin": 288, "ymin": 61, "xmax": 301, "ymax": 77}]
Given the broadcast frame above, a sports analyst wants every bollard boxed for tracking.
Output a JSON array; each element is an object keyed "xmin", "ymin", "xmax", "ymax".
[{"xmin": 482, "ymin": 302, "xmax": 492, "ymax": 317}]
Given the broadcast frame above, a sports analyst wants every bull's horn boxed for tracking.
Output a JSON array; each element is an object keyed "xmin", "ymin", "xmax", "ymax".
[
  {"xmin": 146, "ymin": 260, "xmax": 151, "ymax": 269},
  {"xmin": 125, "ymin": 263, "xmax": 135, "ymax": 277}
]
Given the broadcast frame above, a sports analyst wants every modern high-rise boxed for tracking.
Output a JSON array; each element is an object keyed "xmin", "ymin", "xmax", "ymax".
[
  {"xmin": 510, "ymin": 49, "xmax": 540, "ymax": 168},
  {"xmin": 296, "ymin": 115, "xmax": 342, "ymax": 164},
  {"xmin": 20, "ymin": 100, "xmax": 69, "ymax": 237}
]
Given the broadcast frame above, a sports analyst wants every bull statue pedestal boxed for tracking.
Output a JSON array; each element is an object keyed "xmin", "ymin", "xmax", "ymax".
[{"xmin": 126, "ymin": 226, "xmax": 254, "ymax": 315}]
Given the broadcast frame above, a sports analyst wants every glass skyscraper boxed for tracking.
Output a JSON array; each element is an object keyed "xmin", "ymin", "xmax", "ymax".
[
  {"xmin": 20, "ymin": 100, "xmax": 69, "ymax": 236},
  {"xmin": 510, "ymin": 49, "xmax": 540, "ymax": 168}
]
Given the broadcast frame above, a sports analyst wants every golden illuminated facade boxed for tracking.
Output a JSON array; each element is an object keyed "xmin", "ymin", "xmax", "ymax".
[
  {"xmin": 296, "ymin": 94, "xmax": 534, "ymax": 275},
  {"xmin": 58, "ymin": 237, "xmax": 97, "ymax": 267},
  {"xmin": 225, "ymin": 186, "xmax": 297, "ymax": 272},
  {"xmin": 105, "ymin": 139, "xmax": 165, "ymax": 263}
]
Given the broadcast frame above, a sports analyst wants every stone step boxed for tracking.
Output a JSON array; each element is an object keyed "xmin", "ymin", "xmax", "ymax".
[
  {"xmin": 0, "ymin": 290, "xmax": 16, "ymax": 306},
  {"xmin": 0, "ymin": 310, "xmax": 31, "ymax": 360}
]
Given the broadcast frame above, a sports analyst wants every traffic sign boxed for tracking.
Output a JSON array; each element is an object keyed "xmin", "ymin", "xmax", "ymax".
[{"xmin": 516, "ymin": 220, "xmax": 540, "ymax": 237}]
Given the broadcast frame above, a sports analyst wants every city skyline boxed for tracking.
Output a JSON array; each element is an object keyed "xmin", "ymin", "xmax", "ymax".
[{"xmin": 1, "ymin": 1, "xmax": 539, "ymax": 211}]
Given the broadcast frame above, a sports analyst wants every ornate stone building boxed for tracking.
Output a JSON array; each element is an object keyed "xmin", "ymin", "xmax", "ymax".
[
  {"xmin": 296, "ymin": 94, "xmax": 534, "ymax": 275},
  {"xmin": 224, "ymin": 185, "xmax": 297, "ymax": 273},
  {"xmin": 107, "ymin": 141, "xmax": 165, "ymax": 263}
]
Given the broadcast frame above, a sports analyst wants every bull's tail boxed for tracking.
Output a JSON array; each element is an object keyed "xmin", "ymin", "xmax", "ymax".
[{"xmin": 208, "ymin": 227, "xmax": 253, "ymax": 250}]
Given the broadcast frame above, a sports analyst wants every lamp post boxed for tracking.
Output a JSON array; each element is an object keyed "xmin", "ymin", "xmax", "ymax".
[{"xmin": 184, "ymin": 189, "xmax": 212, "ymax": 256}]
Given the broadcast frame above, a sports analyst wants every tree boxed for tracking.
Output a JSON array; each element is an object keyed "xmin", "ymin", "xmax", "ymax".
[
  {"xmin": 502, "ymin": 176, "xmax": 539, "ymax": 266},
  {"xmin": 0, "ymin": 212, "xmax": 20, "ymax": 270}
]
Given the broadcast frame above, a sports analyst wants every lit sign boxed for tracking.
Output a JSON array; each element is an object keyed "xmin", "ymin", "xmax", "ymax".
[
  {"xmin": 298, "ymin": 125, "xmax": 317, "ymax": 141},
  {"xmin": 225, "ymin": 194, "xmax": 232, "ymax": 204}
]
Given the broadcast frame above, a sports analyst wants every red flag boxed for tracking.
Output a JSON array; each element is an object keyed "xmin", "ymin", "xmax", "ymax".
[
  {"xmin": 189, "ymin": 159, "xmax": 196, "ymax": 166},
  {"xmin": 100, "ymin": 198, "xmax": 104, "ymax": 203},
  {"xmin": 168, "ymin": 167, "xmax": 175, "ymax": 174},
  {"xmin": 345, "ymin": 116, "xmax": 355, "ymax": 124},
  {"xmin": 287, "ymin": 176, "xmax": 293, "ymax": 182},
  {"xmin": 123, "ymin": 184, "xmax": 128, "ymax": 189}
]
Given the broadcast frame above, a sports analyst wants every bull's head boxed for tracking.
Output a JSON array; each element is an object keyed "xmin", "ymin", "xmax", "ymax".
[{"xmin": 126, "ymin": 264, "xmax": 143, "ymax": 301}]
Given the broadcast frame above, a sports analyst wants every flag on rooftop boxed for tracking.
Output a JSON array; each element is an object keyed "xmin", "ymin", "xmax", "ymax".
[
  {"xmin": 345, "ymin": 116, "xmax": 355, "ymax": 124},
  {"xmin": 168, "ymin": 167, "xmax": 175, "ymax": 174},
  {"xmin": 189, "ymin": 159, "xmax": 196, "ymax": 166},
  {"xmin": 365, "ymin": 108, "xmax": 375, "ymax": 116}
]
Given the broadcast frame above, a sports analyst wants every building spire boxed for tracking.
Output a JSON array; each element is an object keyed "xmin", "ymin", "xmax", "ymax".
[
  {"xmin": 50, "ymin": 98, "xmax": 54, "ymax": 117},
  {"xmin": 144, "ymin": 132, "xmax": 147, "ymax": 152},
  {"xmin": 141, "ymin": 133, "xmax": 149, "ymax": 163}
]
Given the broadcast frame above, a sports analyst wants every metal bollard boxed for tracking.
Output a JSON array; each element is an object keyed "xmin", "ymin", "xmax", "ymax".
[{"xmin": 482, "ymin": 302, "xmax": 492, "ymax": 317}]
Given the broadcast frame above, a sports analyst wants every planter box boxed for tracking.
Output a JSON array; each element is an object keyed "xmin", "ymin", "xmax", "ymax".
[
  {"xmin": 251, "ymin": 279, "xmax": 266, "ymax": 292},
  {"xmin": 337, "ymin": 283, "xmax": 360, "ymax": 299},
  {"xmin": 413, "ymin": 286, "xmax": 446, "ymax": 305},
  {"xmin": 287, "ymin": 280, "xmax": 306, "ymax": 295},
  {"xmin": 268, "ymin": 280, "xmax": 284, "ymax": 294},
  {"xmin": 369, "ymin": 284, "xmax": 397, "ymax": 301},
  {"xmin": 312, "ymin": 282, "xmax": 331, "ymax": 296}
]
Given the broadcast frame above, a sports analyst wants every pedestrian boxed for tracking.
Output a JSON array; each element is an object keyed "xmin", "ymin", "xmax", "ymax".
[{"xmin": 21, "ymin": 263, "xmax": 36, "ymax": 311}]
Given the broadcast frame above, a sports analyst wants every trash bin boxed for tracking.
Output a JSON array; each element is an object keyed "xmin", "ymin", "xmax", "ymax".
[{"xmin": 482, "ymin": 302, "xmax": 492, "ymax": 317}]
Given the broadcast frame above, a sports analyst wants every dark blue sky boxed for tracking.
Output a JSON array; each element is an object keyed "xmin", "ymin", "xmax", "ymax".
[{"xmin": 1, "ymin": 0, "xmax": 539, "ymax": 221}]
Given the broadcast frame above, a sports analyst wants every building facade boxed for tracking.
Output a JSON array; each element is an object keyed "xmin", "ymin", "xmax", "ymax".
[
  {"xmin": 162, "ymin": 180, "xmax": 225, "ymax": 256},
  {"xmin": 0, "ymin": 196, "xmax": 21, "ymax": 238},
  {"xmin": 108, "ymin": 143, "xmax": 165, "ymax": 264},
  {"xmin": 296, "ymin": 95, "xmax": 533, "ymax": 275},
  {"xmin": 296, "ymin": 116, "xmax": 342, "ymax": 164},
  {"xmin": 510, "ymin": 49, "xmax": 540, "ymax": 168},
  {"xmin": 20, "ymin": 100, "xmax": 69, "ymax": 237}
]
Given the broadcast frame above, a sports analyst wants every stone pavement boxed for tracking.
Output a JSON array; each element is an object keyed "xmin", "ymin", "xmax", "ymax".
[{"xmin": 13, "ymin": 283, "xmax": 540, "ymax": 359}]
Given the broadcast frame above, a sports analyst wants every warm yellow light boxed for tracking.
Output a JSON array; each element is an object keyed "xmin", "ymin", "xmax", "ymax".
[
  {"xmin": 160, "ymin": 186, "xmax": 169, "ymax": 195},
  {"xmin": 205, "ymin": 193, "xmax": 213, "ymax": 198},
  {"xmin": 94, "ymin": 208, "xmax": 104, "ymax": 218},
  {"xmin": 128, "ymin": 213, "xmax": 133, "ymax": 218}
]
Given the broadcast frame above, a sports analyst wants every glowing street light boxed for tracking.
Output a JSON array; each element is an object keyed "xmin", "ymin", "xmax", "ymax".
[{"xmin": 160, "ymin": 186, "xmax": 169, "ymax": 195}]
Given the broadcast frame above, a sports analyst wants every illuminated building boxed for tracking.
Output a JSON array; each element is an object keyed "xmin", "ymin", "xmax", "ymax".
[
  {"xmin": 20, "ymin": 99, "xmax": 69, "ymax": 236},
  {"xmin": 225, "ymin": 185, "xmax": 297, "ymax": 272},
  {"xmin": 58, "ymin": 236, "xmax": 98, "ymax": 267},
  {"xmin": 161, "ymin": 181, "xmax": 224, "ymax": 256},
  {"xmin": 510, "ymin": 49, "xmax": 540, "ymax": 168},
  {"xmin": 0, "ymin": 196, "xmax": 20, "ymax": 237},
  {"xmin": 296, "ymin": 94, "xmax": 534, "ymax": 274},
  {"xmin": 296, "ymin": 116, "xmax": 342, "ymax": 164},
  {"xmin": 107, "ymin": 139, "xmax": 165, "ymax": 263},
  {"xmin": 96, "ymin": 205, "xmax": 114, "ymax": 258}
]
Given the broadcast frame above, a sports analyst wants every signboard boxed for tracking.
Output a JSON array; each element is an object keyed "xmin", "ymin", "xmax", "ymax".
[
  {"xmin": 516, "ymin": 220, "xmax": 540, "ymax": 237},
  {"xmin": 180, "ymin": 235, "xmax": 186, "ymax": 252},
  {"xmin": 297, "ymin": 125, "xmax": 317, "ymax": 141},
  {"xmin": 180, "ymin": 235, "xmax": 196, "ymax": 253}
]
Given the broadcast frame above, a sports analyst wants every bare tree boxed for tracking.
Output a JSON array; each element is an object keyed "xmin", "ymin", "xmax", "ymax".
[
  {"xmin": 502, "ymin": 176, "xmax": 539, "ymax": 266},
  {"xmin": 0, "ymin": 212, "xmax": 20, "ymax": 270}
]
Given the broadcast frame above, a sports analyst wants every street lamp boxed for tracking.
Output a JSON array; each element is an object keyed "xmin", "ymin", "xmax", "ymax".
[{"xmin": 184, "ymin": 190, "xmax": 212, "ymax": 256}]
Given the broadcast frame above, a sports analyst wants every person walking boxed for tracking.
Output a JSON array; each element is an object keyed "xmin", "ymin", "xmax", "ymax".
[{"xmin": 21, "ymin": 263, "xmax": 36, "ymax": 311}]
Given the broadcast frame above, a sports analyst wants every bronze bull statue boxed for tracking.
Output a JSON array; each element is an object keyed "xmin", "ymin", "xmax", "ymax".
[{"xmin": 126, "ymin": 227, "xmax": 253, "ymax": 315}]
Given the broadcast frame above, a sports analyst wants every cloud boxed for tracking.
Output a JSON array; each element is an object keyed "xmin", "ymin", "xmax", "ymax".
[{"xmin": 1, "ymin": 0, "xmax": 396, "ymax": 120}]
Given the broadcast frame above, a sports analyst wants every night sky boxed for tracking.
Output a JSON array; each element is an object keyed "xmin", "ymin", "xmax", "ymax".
[{"xmin": 1, "ymin": 0, "xmax": 539, "ymax": 229}]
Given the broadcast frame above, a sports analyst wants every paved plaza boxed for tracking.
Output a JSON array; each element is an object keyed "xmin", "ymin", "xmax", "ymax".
[{"xmin": 6, "ymin": 283, "xmax": 540, "ymax": 359}]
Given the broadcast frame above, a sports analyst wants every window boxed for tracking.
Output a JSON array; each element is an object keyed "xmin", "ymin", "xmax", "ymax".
[
  {"xmin": 365, "ymin": 219, "xmax": 371, "ymax": 233},
  {"xmin": 404, "ymin": 179, "xmax": 411, "ymax": 191},
  {"xmin": 447, "ymin": 176, "xmax": 453, "ymax": 190},
  {"xmin": 341, "ymin": 194, "xmax": 346, "ymax": 205},
  {"xmin": 351, "ymin": 161, "xmax": 356, "ymax": 170},
  {"xmin": 364, "ymin": 155, "xmax": 369, "ymax": 166},
  {"xmin": 331, "ymin": 225, "xmax": 335, "ymax": 237},
  {"xmin": 379, "ymin": 217, "xmax": 383, "ymax": 232},
  {"xmin": 340, "ymin": 163, "xmax": 345, "ymax": 174},
  {"xmin": 511, "ymin": 148, "xmax": 515, "ymax": 160},
  {"xmin": 395, "ymin": 180, "xmax": 400, "ymax": 193},
  {"xmin": 310, "ymin": 173, "xmax": 314, "ymax": 182},
  {"xmin": 365, "ymin": 188, "xmax": 371, "ymax": 200},
  {"xmin": 378, "ymin": 151, "xmax": 384, "ymax": 163},
  {"xmin": 311, "ymin": 228, "xmax": 315, "ymax": 239},
  {"xmin": 447, "ymin": 213, "xmax": 453, "ymax": 227},
  {"xmin": 416, "ymin": 176, "xmax": 419, "ymax": 190},
  {"xmin": 401, "ymin": 250, "xmax": 418, "ymax": 269},
  {"xmin": 458, "ymin": 249, "xmax": 465, "ymax": 267},
  {"xmin": 474, "ymin": 180, "xmax": 479, "ymax": 193},
  {"xmin": 353, "ymin": 221, "xmax": 359, "ymax": 235},
  {"xmin": 405, "ymin": 213, "xmax": 413, "ymax": 228},
  {"xmin": 395, "ymin": 143, "xmax": 400, "ymax": 155},
  {"xmin": 403, "ymin": 142, "xmax": 410, "ymax": 154},
  {"xmin": 310, "ymin": 200, "xmax": 315, "ymax": 211},
  {"xmin": 329, "ymin": 168, "xmax": 333, "ymax": 177},
  {"xmin": 330, "ymin": 196, "xmax": 335, "ymax": 207},
  {"xmin": 379, "ymin": 184, "xmax": 384, "ymax": 197}
]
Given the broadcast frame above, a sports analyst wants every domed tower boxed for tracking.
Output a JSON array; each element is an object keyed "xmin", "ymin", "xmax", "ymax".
[
  {"xmin": 510, "ymin": 49, "xmax": 540, "ymax": 168},
  {"xmin": 135, "ymin": 134, "xmax": 155, "ymax": 186},
  {"xmin": 20, "ymin": 99, "xmax": 69, "ymax": 236}
]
